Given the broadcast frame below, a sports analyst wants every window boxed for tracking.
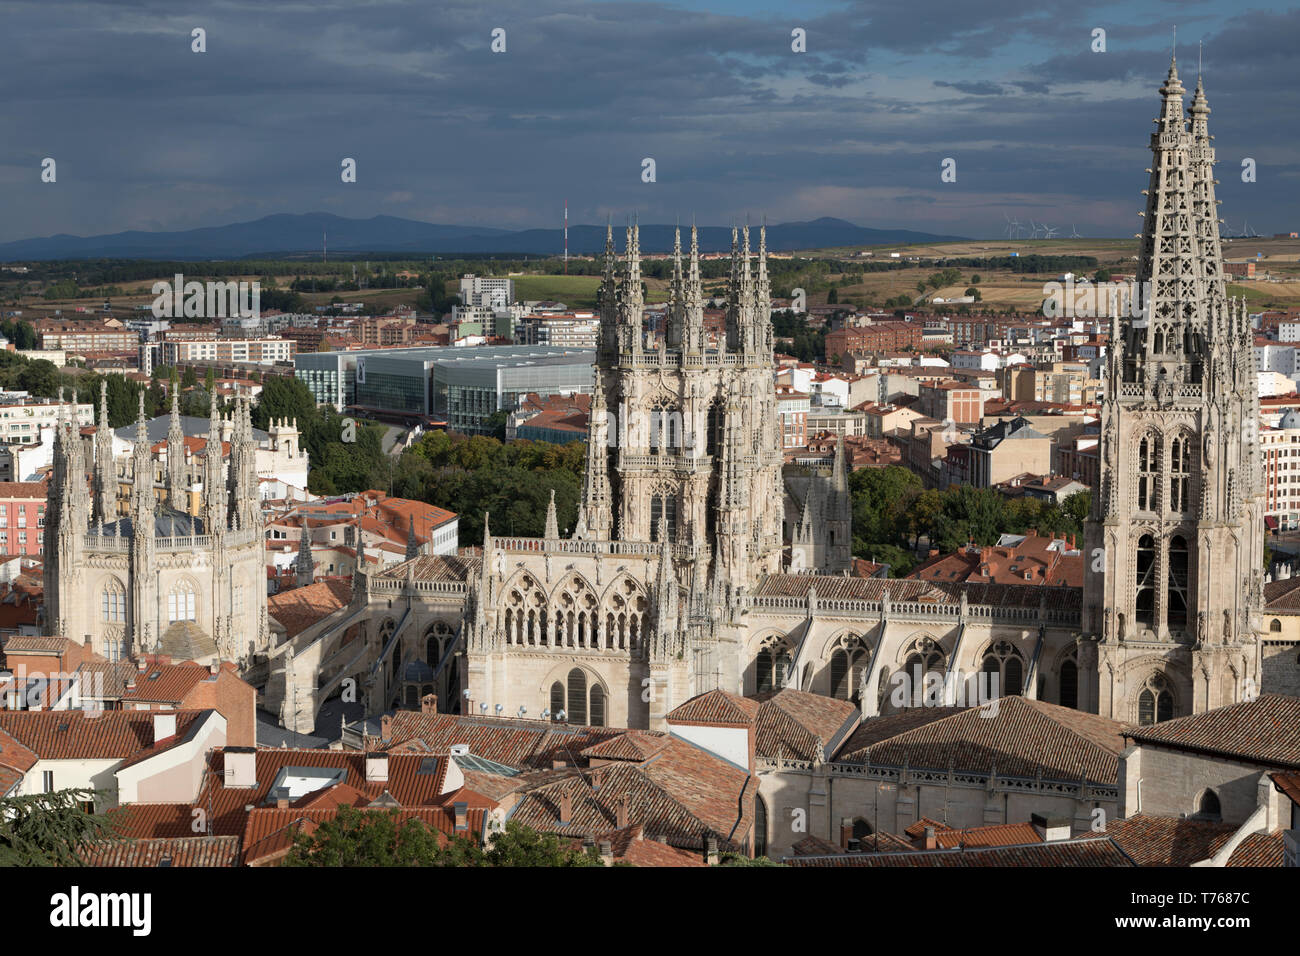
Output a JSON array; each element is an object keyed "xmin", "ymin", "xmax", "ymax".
[
  {"xmin": 589, "ymin": 685, "xmax": 605, "ymax": 728},
  {"xmin": 830, "ymin": 636, "xmax": 869, "ymax": 702},
  {"xmin": 753, "ymin": 797, "xmax": 768, "ymax": 857},
  {"xmin": 1169, "ymin": 434, "xmax": 1192, "ymax": 514},
  {"xmin": 755, "ymin": 638, "xmax": 792, "ymax": 693},
  {"xmin": 1197, "ymin": 789, "xmax": 1221, "ymax": 821},
  {"xmin": 566, "ymin": 668, "xmax": 587, "ymax": 725},
  {"xmin": 42, "ymin": 770, "xmax": 54, "ymax": 793},
  {"xmin": 1137, "ymin": 676, "xmax": 1174, "ymax": 725},
  {"xmin": 1137, "ymin": 433, "xmax": 1159, "ymax": 510},
  {"xmin": 101, "ymin": 584, "xmax": 125, "ymax": 622},
  {"xmin": 1271, "ymin": 619, "xmax": 1282, "ymax": 633},
  {"xmin": 1135, "ymin": 535, "xmax": 1156, "ymax": 630},
  {"xmin": 1166, "ymin": 535, "xmax": 1190, "ymax": 631},
  {"xmin": 648, "ymin": 485, "xmax": 677, "ymax": 543},
  {"xmin": 167, "ymin": 583, "xmax": 196, "ymax": 622},
  {"xmin": 1059, "ymin": 658, "xmax": 1078, "ymax": 709},
  {"xmin": 550, "ymin": 681, "xmax": 564, "ymax": 720},
  {"xmin": 981, "ymin": 641, "xmax": 1024, "ymax": 697}
]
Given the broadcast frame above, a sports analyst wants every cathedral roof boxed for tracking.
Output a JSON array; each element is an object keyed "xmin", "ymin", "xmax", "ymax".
[
  {"xmin": 158, "ymin": 620, "xmax": 219, "ymax": 662},
  {"xmin": 836, "ymin": 696, "xmax": 1127, "ymax": 784},
  {"xmin": 99, "ymin": 506, "xmax": 208, "ymax": 538},
  {"xmin": 783, "ymin": 835, "xmax": 1134, "ymax": 867},
  {"xmin": 749, "ymin": 688, "xmax": 860, "ymax": 761},
  {"xmin": 374, "ymin": 554, "xmax": 480, "ymax": 582},
  {"xmin": 754, "ymin": 573, "xmax": 1084, "ymax": 611},
  {"xmin": 267, "ymin": 580, "xmax": 353, "ymax": 638},
  {"xmin": 1124, "ymin": 694, "xmax": 1300, "ymax": 769},
  {"xmin": 666, "ymin": 689, "xmax": 760, "ymax": 727}
]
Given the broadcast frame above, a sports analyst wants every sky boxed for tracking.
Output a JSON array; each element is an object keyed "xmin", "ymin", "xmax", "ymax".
[{"xmin": 1, "ymin": 0, "xmax": 1297, "ymax": 243}]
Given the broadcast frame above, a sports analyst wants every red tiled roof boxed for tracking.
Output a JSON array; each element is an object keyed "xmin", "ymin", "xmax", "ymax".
[
  {"xmin": 266, "ymin": 579, "xmax": 353, "ymax": 637},
  {"xmin": 1227, "ymin": 831, "xmax": 1285, "ymax": 867},
  {"xmin": 933, "ymin": 822, "xmax": 1041, "ymax": 848},
  {"xmin": 1102, "ymin": 814, "xmax": 1237, "ymax": 866},
  {"xmin": 120, "ymin": 662, "xmax": 212, "ymax": 704},
  {"xmin": 1125, "ymin": 695, "xmax": 1300, "ymax": 769},
  {"xmin": 835, "ymin": 697, "xmax": 1127, "ymax": 784},
  {"xmin": 377, "ymin": 711, "xmax": 628, "ymax": 769},
  {"xmin": 83, "ymin": 835, "xmax": 240, "ymax": 867},
  {"xmin": 750, "ymin": 688, "xmax": 860, "ymax": 761},
  {"xmin": 0, "ymin": 710, "xmax": 205, "ymax": 762},
  {"xmin": 666, "ymin": 689, "xmax": 760, "ymax": 727}
]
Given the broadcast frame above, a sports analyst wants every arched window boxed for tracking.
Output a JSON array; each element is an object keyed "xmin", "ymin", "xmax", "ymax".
[
  {"xmin": 1059, "ymin": 658, "xmax": 1078, "ymax": 709},
  {"xmin": 981, "ymin": 641, "xmax": 1024, "ymax": 698},
  {"xmin": 829, "ymin": 636, "xmax": 869, "ymax": 702},
  {"xmin": 649, "ymin": 486, "xmax": 677, "ymax": 542},
  {"xmin": 904, "ymin": 638, "xmax": 946, "ymax": 705},
  {"xmin": 1137, "ymin": 675, "xmax": 1174, "ymax": 725},
  {"xmin": 566, "ymin": 668, "xmax": 587, "ymax": 725},
  {"xmin": 1197, "ymin": 789, "xmax": 1221, "ymax": 821},
  {"xmin": 1168, "ymin": 435, "xmax": 1191, "ymax": 513},
  {"xmin": 1166, "ymin": 535, "xmax": 1190, "ymax": 631},
  {"xmin": 755, "ymin": 637, "xmax": 792, "ymax": 693},
  {"xmin": 1137, "ymin": 434, "xmax": 1159, "ymax": 511},
  {"xmin": 101, "ymin": 582, "xmax": 125, "ymax": 623},
  {"xmin": 754, "ymin": 796, "xmax": 768, "ymax": 858},
  {"xmin": 589, "ymin": 685, "xmax": 605, "ymax": 728},
  {"xmin": 1135, "ymin": 535, "xmax": 1156, "ymax": 630},
  {"xmin": 1270, "ymin": 619, "xmax": 1282, "ymax": 633},
  {"xmin": 549, "ymin": 681, "xmax": 564, "ymax": 720},
  {"xmin": 167, "ymin": 582, "xmax": 196, "ymax": 622}
]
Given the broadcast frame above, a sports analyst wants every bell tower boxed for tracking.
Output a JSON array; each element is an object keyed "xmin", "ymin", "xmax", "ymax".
[{"xmin": 1081, "ymin": 58, "xmax": 1263, "ymax": 723}]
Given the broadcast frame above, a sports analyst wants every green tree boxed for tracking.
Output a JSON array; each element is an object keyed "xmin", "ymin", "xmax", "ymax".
[
  {"xmin": 0, "ymin": 788, "xmax": 119, "ymax": 866},
  {"xmin": 826, "ymin": 287, "xmax": 839, "ymax": 305},
  {"xmin": 205, "ymin": 366, "xmax": 216, "ymax": 393},
  {"xmin": 181, "ymin": 366, "xmax": 198, "ymax": 389}
]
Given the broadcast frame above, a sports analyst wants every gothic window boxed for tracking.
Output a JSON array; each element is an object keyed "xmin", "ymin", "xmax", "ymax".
[
  {"xmin": 566, "ymin": 668, "xmax": 587, "ymax": 725},
  {"xmin": 754, "ymin": 796, "xmax": 768, "ymax": 857},
  {"xmin": 550, "ymin": 681, "xmax": 564, "ymax": 720},
  {"xmin": 649, "ymin": 485, "xmax": 677, "ymax": 543},
  {"xmin": 1270, "ymin": 619, "xmax": 1282, "ymax": 633},
  {"xmin": 1169, "ymin": 434, "xmax": 1191, "ymax": 513},
  {"xmin": 101, "ymin": 582, "xmax": 125, "ymax": 622},
  {"xmin": 830, "ymin": 635, "xmax": 869, "ymax": 702},
  {"xmin": 1137, "ymin": 433, "xmax": 1159, "ymax": 511},
  {"xmin": 981, "ymin": 641, "xmax": 1024, "ymax": 697},
  {"xmin": 1137, "ymin": 674, "xmax": 1174, "ymax": 725},
  {"xmin": 167, "ymin": 582, "xmax": 196, "ymax": 623},
  {"xmin": 1166, "ymin": 535, "xmax": 1190, "ymax": 631},
  {"xmin": 904, "ymin": 639, "xmax": 945, "ymax": 683},
  {"xmin": 706, "ymin": 402, "xmax": 723, "ymax": 457},
  {"xmin": 1135, "ymin": 535, "xmax": 1156, "ymax": 630},
  {"xmin": 426, "ymin": 621, "xmax": 453, "ymax": 665},
  {"xmin": 589, "ymin": 685, "xmax": 606, "ymax": 728},
  {"xmin": 1059, "ymin": 657, "xmax": 1078, "ymax": 709},
  {"xmin": 755, "ymin": 636, "xmax": 792, "ymax": 693}
]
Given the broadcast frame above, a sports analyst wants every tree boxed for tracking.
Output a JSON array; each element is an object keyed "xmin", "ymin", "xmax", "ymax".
[
  {"xmin": 826, "ymin": 287, "xmax": 839, "ymax": 305},
  {"xmin": 253, "ymin": 375, "xmax": 319, "ymax": 433},
  {"xmin": 205, "ymin": 366, "xmax": 216, "ymax": 393},
  {"xmin": 0, "ymin": 788, "xmax": 119, "ymax": 866},
  {"xmin": 181, "ymin": 366, "xmax": 198, "ymax": 389},
  {"xmin": 282, "ymin": 812, "xmax": 601, "ymax": 867}
]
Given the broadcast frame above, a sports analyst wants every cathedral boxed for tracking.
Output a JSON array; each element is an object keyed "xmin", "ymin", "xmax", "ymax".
[
  {"xmin": 43, "ymin": 385, "xmax": 267, "ymax": 666},
  {"xmin": 265, "ymin": 59, "xmax": 1272, "ymax": 736}
]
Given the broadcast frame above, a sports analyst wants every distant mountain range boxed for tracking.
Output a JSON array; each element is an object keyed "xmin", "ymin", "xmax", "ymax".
[{"xmin": 0, "ymin": 213, "xmax": 965, "ymax": 261}]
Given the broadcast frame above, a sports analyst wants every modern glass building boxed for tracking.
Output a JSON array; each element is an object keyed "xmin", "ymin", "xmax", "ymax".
[{"xmin": 294, "ymin": 345, "xmax": 594, "ymax": 433}]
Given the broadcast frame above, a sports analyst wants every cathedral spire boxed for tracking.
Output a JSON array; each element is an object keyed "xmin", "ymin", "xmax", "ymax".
[
  {"xmin": 619, "ymin": 222, "xmax": 644, "ymax": 353},
  {"xmin": 544, "ymin": 488, "xmax": 559, "ymax": 539},
  {"xmin": 296, "ymin": 519, "xmax": 314, "ymax": 587},
  {"xmin": 166, "ymin": 384, "xmax": 186, "ymax": 510},
  {"xmin": 683, "ymin": 223, "xmax": 706, "ymax": 353},
  {"xmin": 666, "ymin": 226, "xmax": 685, "ymax": 349},
  {"xmin": 575, "ymin": 368, "xmax": 612, "ymax": 540},
  {"xmin": 93, "ymin": 379, "xmax": 116, "ymax": 524}
]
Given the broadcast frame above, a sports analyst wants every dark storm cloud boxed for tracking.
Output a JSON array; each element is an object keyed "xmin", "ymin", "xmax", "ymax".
[{"xmin": 0, "ymin": 0, "xmax": 1293, "ymax": 242}]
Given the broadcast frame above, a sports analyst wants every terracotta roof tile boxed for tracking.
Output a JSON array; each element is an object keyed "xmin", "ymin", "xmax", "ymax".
[
  {"xmin": 83, "ymin": 835, "xmax": 240, "ymax": 867},
  {"xmin": 1103, "ymin": 814, "xmax": 1237, "ymax": 866},
  {"xmin": 1125, "ymin": 695, "xmax": 1300, "ymax": 769},
  {"xmin": 1226, "ymin": 831, "xmax": 1285, "ymax": 867},
  {"xmin": 750, "ymin": 688, "xmax": 860, "ymax": 761},
  {"xmin": 836, "ymin": 697, "xmax": 1126, "ymax": 784},
  {"xmin": 785, "ymin": 835, "xmax": 1134, "ymax": 867},
  {"xmin": 0, "ymin": 710, "xmax": 206, "ymax": 762},
  {"xmin": 266, "ymin": 579, "xmax": 353, "ymax": 637},
  {"xmin": 666, "ymin": 689, "xmax": 760, "ymax": 727}
]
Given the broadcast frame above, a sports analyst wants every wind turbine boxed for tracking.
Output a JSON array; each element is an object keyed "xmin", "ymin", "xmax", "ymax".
[
  {"xmin": 1043, "ymin": 223, "xmax": 1060, "ymax": 239},
  {"xmin": 1069, "ymin": 224, "xmax": 1082, "ymax": 239}
]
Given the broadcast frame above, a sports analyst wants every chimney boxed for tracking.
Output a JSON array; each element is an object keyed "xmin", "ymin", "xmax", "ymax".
[
  {"xmin": 616, "ymin": 796, "xmax": 629, "ymax": 829},
  {"xmin": 365, "ymin": 752, "xmax": 389, "ymax": 783},
  {"xmin": 928, "ymin": 549, "xmax": 939, "ymax": 558},
  {"xmin": 223, "ymin": 747, "xmax": 257, "ymax": 788},
  {"xmin": 273, "ymin": 787, "xmax": 290, "ymax": 809},
  {"xmin": 152, "ymin": 712, "xmax": 177, "ymax": 744},
  {"xmin": 840, "ymin": 817, "xmax": 853, "ymax": 849},
  {"xmin": 551, "ymin": 759, "xmax": 567, "ymax": 770},
  {"xmin": 137, "ymin": 659, "xmax": 148, "ymax": 672},
  {"xmin": 558, "ymin": 792, "xmax": 572, "ymax": 825},
  {"xmin": 598, "ymin": 840, "xmax": 614, "ymax": 864},
  {"xmin": 421, "ymin": 693, "xmax": 438, "ymax": 714},
  {"xmin": 923, "ymin": 825, "xmax": 938, "ymax": 850},
  {"xmin": 705, "ymin": 836, "xmax": 719, "ymax": 866},
  {"xmin": 380, "ymin": 713, "xmax": 392, "ymax": 742},
  {"xmin": 1031, "ymin": 813, "xmax": 1071, "ymax": 842},
  {"xmin": 208, "ymin": 662, "xmax": 220, "ymax": 676}
]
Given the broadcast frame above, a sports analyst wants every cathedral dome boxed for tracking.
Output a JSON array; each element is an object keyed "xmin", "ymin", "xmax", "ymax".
[
  {"xmin": 1281, "ymin": 410, "xmax": 1300, "ymax": 430},
  {"xmin": 158, "ymin": 620, "xmax": 219, "ymax": 662}
]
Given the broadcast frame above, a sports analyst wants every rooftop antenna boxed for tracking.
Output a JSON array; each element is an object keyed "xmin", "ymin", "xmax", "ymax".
[
  {"xmin": 323, "ymin": 232, "xmax": 327, "ymax": 263},
  {"xmin": 563, "ymin": 199, "xmax": 568, "ymax": 275}
]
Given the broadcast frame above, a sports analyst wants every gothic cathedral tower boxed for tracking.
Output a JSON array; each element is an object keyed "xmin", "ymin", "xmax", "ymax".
[{"xmin": 1081, "ymin": 58, "xmax": 1264, "ymax": 723}]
